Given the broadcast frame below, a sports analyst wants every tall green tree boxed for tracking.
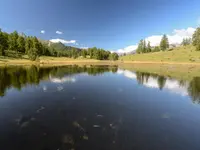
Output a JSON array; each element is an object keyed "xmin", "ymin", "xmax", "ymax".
[
  {"xmin": 109, "ymin": 52, "xmax": 118, "ymax": 61},
  {"xmin": 0, "ymin": 29, "xmax": 5, "ymax": 56},
  {"xmin": 28, "ymin": 48, "xmax": 38, "ymax": 61},
  {"xmin": 25, "ymin": 37, "xmax": 33, "ymax": 54},
  {"xmin": 160, "ymin": 34, "xmax": 169, "ymax": 51},
  {"xmin": 192, "ymin": 27, "xmax": 200, "ymax": 51},
  {"xmin": 136, "ymin": 39, "xmax": 144, "ymax": 54},
  {"xmin": 81, "ymin": 50, "xmax": 87, "ymax": 58},
  {"xmin": 142, "ymin": 40, "xmax": 146, "ymax": 53},
  {"xmin": 17, "ymin": 36, "xmax": 25, "ymax": 53},
  {"xmin": 8, "ymin": 31, "xmax": 19, "ymax": 52},
  {"xmin": 182, "ymin": 38, "xmax": 192, "ymax": 46},
  {"xmin": 147, "ymin": 41, "xmax": 151, "ymax": 53}
]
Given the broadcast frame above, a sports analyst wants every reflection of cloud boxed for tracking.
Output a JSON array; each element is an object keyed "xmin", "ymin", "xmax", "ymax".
[
  {"xmin": 57, "ymin": 86, "xmax": 64, "ymax": 91},
  {"xmin": 144, "ymin": 78, "xmax": 188, "ymax": 96},
  {"xmin": 117, "ymin": 69, "xmax": 136, "ymax": 79},
  {"xmin": 118, "ymin": 69, "xmax": 188, "ymax": 96},
  {"xmin": 49, "ymin": 75, "xmax": 76, "ymax": 83},
  {"xmin": 43, "ymin": 86, "xmax": 47, "ymax": 92}
]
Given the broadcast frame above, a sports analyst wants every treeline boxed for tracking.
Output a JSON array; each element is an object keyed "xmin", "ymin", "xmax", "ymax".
[
  {"xmin": 135, "ymin": 28, "xmax": 200, "ymax": 54},
  {"xmin": 0, "ymin": 29, "xmax": 118, "ymax": 60},
  {"xmin": 136, "ymin": 34, "xmax": 170, "ymax": 54}
]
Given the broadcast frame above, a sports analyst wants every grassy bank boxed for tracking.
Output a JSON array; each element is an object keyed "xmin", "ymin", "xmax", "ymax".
[
  {"xmin": 118, "ymin": 63, "xmax": 200, "ymax": 81},
  {"xmin": 120, "ymin": 45, "xmax": 200, "ymax": 63},
  {"xmin": 0, "ymin": 55, "xmax": 117, "ymax": 66},
  {"xmin": 0, "ymin": 55, "xmax": 200, "ymax": 81}
]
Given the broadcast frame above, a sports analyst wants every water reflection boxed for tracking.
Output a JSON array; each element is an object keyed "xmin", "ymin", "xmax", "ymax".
[
  {"xmin": 1, "ymin": 66, "xmax": 200, "ymax": 103},
  {"xmin": 118, "ymin": 69, "xmax": 200, "ymax": 103},
  {"xmin": 1, "ymin": 66, "xmax": 200, "ymax": 150},
  {"xmin": 0, "ymin": 65, "xmax": 117, "ymax": 97}
]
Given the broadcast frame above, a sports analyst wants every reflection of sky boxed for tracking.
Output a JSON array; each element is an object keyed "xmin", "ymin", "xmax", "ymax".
[
  {"xmin": 117, "ymin": 69, "xmax": 188, "ymax": 96},
  {"xmin": 49, "ymin": 75, "xmax": 76, "ymax": 83}
]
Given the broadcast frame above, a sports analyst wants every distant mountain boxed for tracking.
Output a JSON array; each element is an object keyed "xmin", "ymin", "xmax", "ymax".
[{"xmin": 41, "ymin": 40, "xmax": 83, "ymax": 51}]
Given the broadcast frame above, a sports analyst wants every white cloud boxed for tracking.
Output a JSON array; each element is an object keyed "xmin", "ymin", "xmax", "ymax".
[
  {"xmin": 115, "ymin": 45, "xmax": 138, "ymax": 54},
  {"xmin": 50, "ymin": 38, "xmax": 76, "ymax": 44},
  {"xmin": 146, "ymin": 27, "xmax": 195, "ymax": 46},
  {"xmin": 56, "ymin": 31, "xmax": 63, "ymax": 34},
  {"xmin": 115, "ymin": 27, "xmax": 196, "ymax": 54},
  {"xmin": 117, "ymin": 69, "xmax": 137, "ymax": 79},
  {"xmin": 41, "ymin": 30, "xmax": 45, "ymax": 34},
  {"xmin": 80, "ymin": 47, "xmax": 89, "ymax": 49},
  {"xmin": 49, "ymin": 75, "xmax": 76, "ymax": 83}
]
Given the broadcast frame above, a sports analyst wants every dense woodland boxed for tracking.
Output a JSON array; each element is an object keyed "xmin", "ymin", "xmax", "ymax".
[
  {"xmin": 136, "ymin": 27, "xmax": 200, "ymax": 54},
  {"xmin": 0, "ymin": 29, "xmax": 118, "ymax": 61}
]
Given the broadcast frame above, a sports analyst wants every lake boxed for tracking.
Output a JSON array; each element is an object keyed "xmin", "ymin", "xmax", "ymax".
[{"xmin": 0, "ymin": 65, "xmax": 200, "ymax": 150}]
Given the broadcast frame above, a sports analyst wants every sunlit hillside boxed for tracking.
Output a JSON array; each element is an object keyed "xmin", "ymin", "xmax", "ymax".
[{"xmin": 120, "ymin": 45, "xmax": 200, "ymax": 63}]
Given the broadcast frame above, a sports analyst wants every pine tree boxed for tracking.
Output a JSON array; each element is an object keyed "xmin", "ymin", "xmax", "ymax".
[
  {"xmin": 8, "ymin": 31, "xmax": 19, "ymax": 52},
  {"xmin": 25, "ymin": 37, "xmax": 33, "ymax": 54},
  {"xmin": 147, "ymin": 41, "xmax": 151, "ymax": 53},
  {"xmin": 17, "ymin": 36, "xmax": 25, "ymax": 53},
  {"xmin": 160, "ymin": 34, "xmax": 169, "ymax": 51},
  {"xmin": 136, "ymin": 39, "xmax": 143, "ymax": 54},
  {"xmin": 0, "ymin": 29, "xmax": 4, "ymax": 56},
  {"xmin": 192, "ymin": 28, "xmax": 200, "ymax": 51},
  {"xmin": 143, "ymin": 40, "xmax": 146, "ymax": 53}
]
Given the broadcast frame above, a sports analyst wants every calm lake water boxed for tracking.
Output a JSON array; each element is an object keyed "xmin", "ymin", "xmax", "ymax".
[{"xmin": 0, "ymin": 65, "xmax": 200, "ymax": 150}]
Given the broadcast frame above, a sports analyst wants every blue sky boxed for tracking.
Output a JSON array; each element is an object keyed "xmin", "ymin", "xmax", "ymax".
[{"xmin": 0, "ymin": 0, "xmax": 200, "ymax": 52}]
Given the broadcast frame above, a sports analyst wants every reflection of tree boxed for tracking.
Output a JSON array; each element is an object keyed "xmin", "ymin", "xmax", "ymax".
[
  {"xmin": 136, "ymin": 71, "xmax": 167, "ymax": 90},
  {"xmin": 179, "ymin": 79, "xmax": 187, "ymax": 87},
  {"xmin": 111, "ymin": 66, "xmax": 118, "ymax": 73},
  {"xmin": 0, "ymin": 65, "xmax": 117, "ymax": 97},
  {"xmin": 188, "ymin": 77, "xmax": 200, "ymax": 103},
  {"xmin": 136, "ymin": 72, "xmax": 145, "ymax": 84},
  {"xmin": 157, "ymin": 76, "xmax": 166, "ymax": 90}
]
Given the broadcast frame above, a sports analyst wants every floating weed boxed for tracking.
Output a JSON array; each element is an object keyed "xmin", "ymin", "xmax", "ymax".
[
  {"xmin": 36, "ymin": 106, "xmax": 45, "ymax": 113},
  {"xmin": 161, "ymin": 113, "xmax": 170, "ymax": 119},
  {"xmin": 73, "ymin": 121, "xmax": 85, "ymax": 132},
  {"xmin": 93, "ymin": 125, "xmax": 100, "ymax": 128},
  {"xmin": 82, "ymin": 134, "xmax": 88, "ymax": 140},
  {"xmin": 62, "ymin": 134, "xmax": 74, "ymax": 145}
]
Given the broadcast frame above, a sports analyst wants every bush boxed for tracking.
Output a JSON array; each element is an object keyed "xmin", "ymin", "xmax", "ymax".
[{"xmin": 28, "ymin": 48, "xmax": 38, "ymax": 61}]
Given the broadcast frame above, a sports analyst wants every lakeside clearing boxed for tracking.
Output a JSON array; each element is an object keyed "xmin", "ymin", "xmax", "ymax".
[
  {"xmin": 120, "ymin": 45, "xmax": 200, "ymax": 63},
  {"xmin": 1, "ymin": 45, "xmax": 200, "ymax": 66}
]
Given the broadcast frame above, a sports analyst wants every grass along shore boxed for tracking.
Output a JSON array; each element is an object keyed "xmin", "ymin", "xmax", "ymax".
[
  {"xmin": 0, "ymin": 55, "xmax": 118, "ymax": 65},
  {"xmin": 1, "ymin": 45, "xmax": 200, "ymax": 65},
  {"xmin": 0, "ymin": 55, "xmax": 200, "ymax": 81},
  {"xmin": 120, "ymin": 45, "xmax": 200, "ymax": 63}
]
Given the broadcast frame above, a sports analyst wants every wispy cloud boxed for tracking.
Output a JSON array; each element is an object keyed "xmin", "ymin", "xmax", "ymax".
[
  {"xmin": 56, "ymin": 31, "xmax": 63, "ymax": 34},
  {"xmin": 50, "ymin": 38, "xmax": 76, "ymax": 44},
  {"xmin": 41, "ymin": 30, "xmax": 45, "ymax": 34}
]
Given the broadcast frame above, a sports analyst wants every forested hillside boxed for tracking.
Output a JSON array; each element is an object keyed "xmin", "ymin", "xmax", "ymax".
[{"xmin": 0, "ymin": 29, "xmax": 118, "ymax": 61}]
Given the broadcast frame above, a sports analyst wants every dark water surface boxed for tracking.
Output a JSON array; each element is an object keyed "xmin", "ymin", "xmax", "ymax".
[{"xmin": 0, "ymin": 65, "xmax": 200, "ymax": 150}]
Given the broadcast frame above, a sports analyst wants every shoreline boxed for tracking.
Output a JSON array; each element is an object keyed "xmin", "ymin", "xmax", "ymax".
[{"xmin": 0, "ymin": 59, "xmax": 200, "ymax": 66}]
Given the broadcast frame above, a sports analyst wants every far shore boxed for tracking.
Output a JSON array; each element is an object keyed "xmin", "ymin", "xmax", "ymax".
[
  {"xmin": 1, "ymin": 58, "xmax": 200, "ymax": 66},
  {"xmin": 1, "ymin": 57, "xmax": 200, "ymax": 81}
]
